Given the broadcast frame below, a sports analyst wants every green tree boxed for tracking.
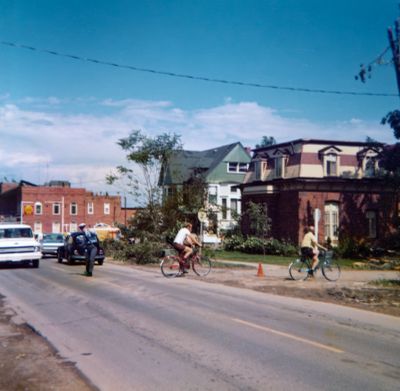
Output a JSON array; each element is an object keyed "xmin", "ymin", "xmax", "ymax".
[
  {"xmin": 245, "ymin": 201, "xmax": 270, "ymax": 238},
  {"xmin": 255, "ymin": 136, "xmax": 276, "ymax": 148},
  {"xmin": 107, "ymin": 130, "xmax": 182, "ymax": 237}
]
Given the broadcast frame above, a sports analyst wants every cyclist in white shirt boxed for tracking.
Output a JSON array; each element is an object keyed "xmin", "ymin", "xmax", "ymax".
[{"xmin": 173, "ymin": 223, "xmax": 201, "ymax": 261}]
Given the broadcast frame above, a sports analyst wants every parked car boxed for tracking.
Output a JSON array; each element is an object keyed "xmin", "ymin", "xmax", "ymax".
[
  {"xmin": 40, "ymin": 233, "xmax": 65, "ymax": 257},
  {"xmin": 57, "ymin": 231, "xmax": 105, "ymax": 265},
  {"xmin": 0, "ymin": 223, "xmax": 41, "ymax": 268}
]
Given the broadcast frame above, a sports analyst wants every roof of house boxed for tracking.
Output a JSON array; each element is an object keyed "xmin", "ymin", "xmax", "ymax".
[
  {"xmin": 160, "ymin": 142, "xmax": 248, "ymax": 185},
  {"xmin": 252, "ymin": 138, "xmax": 385, "ymax": 153}
]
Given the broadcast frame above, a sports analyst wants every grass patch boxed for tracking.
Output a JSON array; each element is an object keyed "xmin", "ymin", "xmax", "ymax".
[
  {"xmin": 210, "ymin": 250, "xmax": 357, "ymax": 268},
  {"xmin": 369, "ymin": 279, "xmax": 400, "ymax": 288}
]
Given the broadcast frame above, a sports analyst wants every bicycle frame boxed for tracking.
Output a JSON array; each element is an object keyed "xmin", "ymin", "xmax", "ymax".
[
  {"xmin": 160, "ymin": 245, "xmax": 211, "ymax": 278},
  {"xmin": 289, "ymin": 250, "xmax": 340, "ymax": 281}
]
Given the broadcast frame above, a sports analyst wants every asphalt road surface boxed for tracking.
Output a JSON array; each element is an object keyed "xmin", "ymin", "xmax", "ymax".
[{"xmin": 0, "ymin": 259, "xmax": 399, "ymax": 391}]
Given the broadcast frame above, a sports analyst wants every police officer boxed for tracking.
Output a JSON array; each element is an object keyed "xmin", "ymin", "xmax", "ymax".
[{"xmin": 78, "ymin": 223, "xmax": 97, "ymax": 277}]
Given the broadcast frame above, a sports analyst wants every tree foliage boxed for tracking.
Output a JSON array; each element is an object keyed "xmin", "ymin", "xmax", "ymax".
[
  {"xmin": 381, "ymin": 110, "xmax": 400, "ymax": 140},
  {"xmin": 255, "ymin": 136, "xmax": 276, "ymax": 148},
  {"xmin": 244, "ymin": 201, "xmax": 270, "ymax": 238},
  {"xmin": 107, "ymin": 130, "xmax": 182, "ymax": 207}
]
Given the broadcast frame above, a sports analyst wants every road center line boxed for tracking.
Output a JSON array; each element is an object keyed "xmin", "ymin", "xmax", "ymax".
[{"xmin": 232, "ymin": 318, "xmax": 344, "ymax": 354}]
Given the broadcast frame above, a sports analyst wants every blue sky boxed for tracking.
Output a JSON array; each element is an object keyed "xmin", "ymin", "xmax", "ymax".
[{"xmin": 0, "ymin": 0, "xmax": 399, "ymax": 201}]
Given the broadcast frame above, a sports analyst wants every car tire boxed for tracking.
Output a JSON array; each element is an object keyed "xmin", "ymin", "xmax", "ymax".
[
  {"xmin": 32, "ymin": 259, "xmax": 39, "ymax": 268},
  {"xmin": 97, "ymin": 259, "xmax": 104, "ymax": 266}
]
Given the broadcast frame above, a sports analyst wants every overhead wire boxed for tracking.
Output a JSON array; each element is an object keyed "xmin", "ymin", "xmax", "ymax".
[{"xmin": 1, "ymin": 40, "xmax": 397, "ymax": 98}]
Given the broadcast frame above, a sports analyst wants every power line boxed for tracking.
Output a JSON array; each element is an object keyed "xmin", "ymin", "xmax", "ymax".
[{"xmin": 1, "ymin": 40, "xmax": 398, "ymax": 98}]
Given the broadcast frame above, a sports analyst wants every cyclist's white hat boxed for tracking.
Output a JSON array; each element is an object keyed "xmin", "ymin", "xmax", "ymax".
[{"xmin": 79, "ymin": 223, "xmax": 86, "ymax": 228}]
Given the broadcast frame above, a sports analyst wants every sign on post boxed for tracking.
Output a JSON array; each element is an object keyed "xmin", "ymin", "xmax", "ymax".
[{"xmin": 314, "ymin": 208, "xmax": 321, "ymax": 242}]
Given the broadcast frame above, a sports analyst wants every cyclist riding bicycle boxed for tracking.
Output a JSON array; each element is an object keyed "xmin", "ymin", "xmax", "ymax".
[
  {"xmin": 300, "ymin": 226, "xmax": 327, "ymax": 277},
  {"xmin": 173, "ymin": 223, "xmax": 202, "ymax": 270}
]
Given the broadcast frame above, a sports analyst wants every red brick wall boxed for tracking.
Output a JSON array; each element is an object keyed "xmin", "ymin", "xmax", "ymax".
[
  {"xmin": 17, "ymin": 186, "xmax": 122, "ymax": 233},
  {"xmin": 243, "ymin": 187, "xmax": 398, "ymax": 246}
]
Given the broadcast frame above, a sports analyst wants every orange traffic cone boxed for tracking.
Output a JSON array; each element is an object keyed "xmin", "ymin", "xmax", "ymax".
[{"xmin": 256, "ymin": 263, "xmax": 265, "ymax": 277}]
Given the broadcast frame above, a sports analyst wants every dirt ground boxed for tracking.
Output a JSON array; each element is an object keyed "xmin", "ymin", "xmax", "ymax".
[
  {"xmin": 0, "ymin": 294, "xmax": 96, "ymax": 391},
  {"xmin": 196, "ymin": 263, "xmax": 400, "ymax": 317},
  {"xmin": 0, "ymin": 262, "xmax": 399, "ymax": 390}
]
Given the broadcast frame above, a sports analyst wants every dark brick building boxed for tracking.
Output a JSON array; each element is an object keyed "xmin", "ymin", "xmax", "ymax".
[
  {"xmin": 0, "ymin": 180, "xmax": 135, "ymax": 234},
  {"xmin": 241, "ymin": 139, "xmax": 399, "ymax": 246}
]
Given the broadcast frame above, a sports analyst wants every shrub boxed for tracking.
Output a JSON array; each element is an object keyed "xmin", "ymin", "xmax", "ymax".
[
  {"xmin": 102, "ymin": 238, "xmax": 163, "ymax": 264},
  {"xmin": 223, "ymin": 235, "xmax": 297, "ymax": 256},
  {"xmin": 335, "ymin": 235, "xmax": 371, "ymax": 259}
]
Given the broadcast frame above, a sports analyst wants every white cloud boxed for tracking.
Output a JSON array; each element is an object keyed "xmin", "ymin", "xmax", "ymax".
[{"xmin": 0, "ymin": 97, "xmax": 395, "ymax": 196}]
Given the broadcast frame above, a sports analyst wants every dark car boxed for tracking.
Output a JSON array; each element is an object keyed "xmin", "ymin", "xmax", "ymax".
[
  {"xmin": 57, "ymin": 231, "xmax": 105, "ymax": 265},
  {"xmin": 40, "ymin": 233, "xmax": 65, "ymax": 257}
]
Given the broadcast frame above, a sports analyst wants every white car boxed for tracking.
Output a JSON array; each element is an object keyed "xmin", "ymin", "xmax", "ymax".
[
  {"xmin": 40, "ymin": 233, "xmax": 65, "ymax": 257},
  {"xmin": 0, "ymin": 224, "xmax": 42, "ymax": 268}
]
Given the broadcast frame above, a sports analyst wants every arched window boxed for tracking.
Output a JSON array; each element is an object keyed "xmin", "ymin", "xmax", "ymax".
[
  {"xmin": 324, "ymin": 202, "xmax": 339, "ymax": 244},
  {"xmin": 70, "ymin": 202, "xmax": 77, "ymax": 215},
  {"xmin": 34, "ymin": 202, "xmax": 42, "ymax": 215}
]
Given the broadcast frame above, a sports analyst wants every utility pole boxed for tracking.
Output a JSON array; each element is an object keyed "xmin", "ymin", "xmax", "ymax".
[{"xmin": 388, "ymin": 12, "xmax": 400, "ymax": 95}]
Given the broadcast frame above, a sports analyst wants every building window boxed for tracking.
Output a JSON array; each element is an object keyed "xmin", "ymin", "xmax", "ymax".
[
  {"xmin": 255, "ymin": 159, "xmax": 267, "ymax": 180},
  {"xmin": 228, "ymin": 162, "xmax": 237, "ymax": 172},
  {"xmin": 221, "ymin": 198, "xmax": 227, "ymax": 219},
  {"xmin": 208, "ymin": 186, "xmax": 218, "ymax": 205},
  {"xmin": 228, "ymin": 162, "xmax": 249, "ymax": 173},
  {"xmin": 364, "ymin": 157, "xmax": 376, "ymax": 177},
  {"xmin": 274, "ymin": 156, "xmax": 285, "ymax": 178},
  {"xmin": 230, "ymin": 185, "xmax": 238, "ymax": 193},
  {"xmin": 34, "ymin": 202, "xmax": 43, "ymax": 215},
  {"xmin": 104, "ymin": 203, "xmax": 110, "ymax": 215},
  {"xmin": 366, "ymin": 210, "xmax": 377, "ymax": 238},
  {"xmin": 70, "ymin": 202, "xmax": 78, "ymax": 215},
  {"xmin": 324, "ymin": 202, "xmax": 339, "ymax": 244},
  {"xmin": 53, "ymin": 203, "xmax": 61, "ymax": 215},
  {"xmin": 87, "ymin": 202, "xmax": 94, "ymax": 215},
  {"xmin": 230, "ymin": 199, "xmax": 240, "ymax": 216},
  {"xmin": 239, "ymin": 163, "xmax": 248, "ymax": 173},
  {"xmin": 324, "ymin": 154, "xmax": 338, "ymax": 176}
]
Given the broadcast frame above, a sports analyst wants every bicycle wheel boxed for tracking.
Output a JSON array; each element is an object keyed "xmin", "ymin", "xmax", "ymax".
[
  {"xmin": 289, "ymin": 259, "xmax": 309, "ymax": 280},
  {"xmin": 192, "ymin": 255, "xmax": 212, "ymax": 277},
  {"xmin": 160, "ymin": 256, "xmax": 182, "ymax": 278},
  {"xmin": 321, "ymin": 261, "xmax": 341, "ymax": 281}
]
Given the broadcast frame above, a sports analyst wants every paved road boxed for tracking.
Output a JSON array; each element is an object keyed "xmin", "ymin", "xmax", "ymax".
[{"xmin": 0, "ymin": 260, "xmax": 399, "ymax": 391}]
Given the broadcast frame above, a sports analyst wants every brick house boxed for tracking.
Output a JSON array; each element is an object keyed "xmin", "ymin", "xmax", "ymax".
[
  {"xmin": 0, "ymin": 180, "xmax": 135, "ymax": 234},
  {"xmin": 241, "ymin": 139, "xmax": 399, "ymax": 246}
]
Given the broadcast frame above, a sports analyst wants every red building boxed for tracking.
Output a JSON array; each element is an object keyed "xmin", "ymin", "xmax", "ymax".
[
  {"xmin": 0, "ymin": 180, "xmax": 135, "ymax": 234},
  {"xmin": 241, "ymin": 139, "xmax": 399, "ymax": 246}
]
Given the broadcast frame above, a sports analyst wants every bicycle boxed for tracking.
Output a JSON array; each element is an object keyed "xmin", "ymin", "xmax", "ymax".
[
  {"xmin": 288, "ymin": 249, "xmax": 341, "ymax": 281},
  {"xmin": 160, "ymin": 246, "xmax": 212, "ymax": 278}
]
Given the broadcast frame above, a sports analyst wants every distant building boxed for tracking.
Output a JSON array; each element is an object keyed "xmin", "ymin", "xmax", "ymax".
[
  {"xmin": 241, "ymin": 139, "xmax": 399, "ymax": 246},
  {"xmin": 159, "ymin": 142, "xmax": 251, "ymax": 234},
  {"xmin": 0, "ymin": 180, "xmax": 136, "ymax": 234}
]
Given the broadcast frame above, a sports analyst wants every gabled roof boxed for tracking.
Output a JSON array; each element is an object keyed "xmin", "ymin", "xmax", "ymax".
[{"xmin": 160, "ymin": 142, "xmax": 247, "ymax": 185}]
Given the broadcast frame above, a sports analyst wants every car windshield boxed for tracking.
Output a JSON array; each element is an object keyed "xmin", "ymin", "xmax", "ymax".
[
  {"xmin": 43, "ymin": 234, "xmax": 64, "ymax": 242},
  {"xmin": 0, "ymin": 227, "xmax": 33, "ymax": 239}
]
